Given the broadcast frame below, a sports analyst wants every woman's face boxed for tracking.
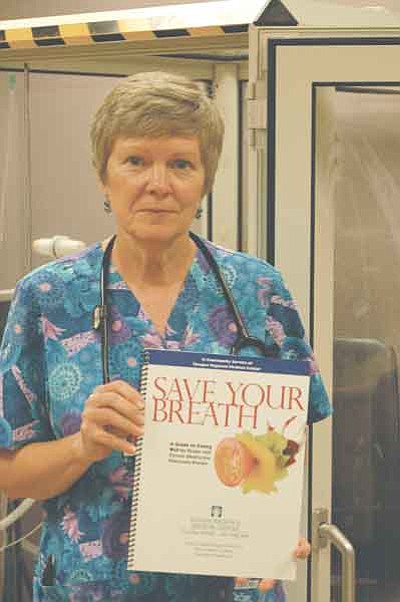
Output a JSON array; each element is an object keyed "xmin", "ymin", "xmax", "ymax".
[{"xmin": 102, "ymin": 135, "xmax": 205, "ymax": 245}]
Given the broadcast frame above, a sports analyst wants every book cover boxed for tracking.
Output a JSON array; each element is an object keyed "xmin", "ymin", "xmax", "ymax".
[{"xmin": 127, "ymin": 349, "xmax": 310, "ymax": 580}]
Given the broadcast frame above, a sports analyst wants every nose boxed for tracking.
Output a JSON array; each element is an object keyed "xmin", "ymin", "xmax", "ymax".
[{"xmin": 146, "ymin": 162, "xmax": 171, "ymax": 195}]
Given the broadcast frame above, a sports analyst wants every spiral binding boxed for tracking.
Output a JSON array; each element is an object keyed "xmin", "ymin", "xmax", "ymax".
[{"xmin": 127, "ymin": 349, "xmax": 149, "ymax": 570}]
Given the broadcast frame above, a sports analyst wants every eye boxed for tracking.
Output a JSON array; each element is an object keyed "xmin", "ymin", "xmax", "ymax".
[
  {"xmin": 127, "ymin": 156, "xmax": 144, "ymax": 166},
  {"xmin": 171, "ymin": 159, "xmax": 192, "ymax": 170}
]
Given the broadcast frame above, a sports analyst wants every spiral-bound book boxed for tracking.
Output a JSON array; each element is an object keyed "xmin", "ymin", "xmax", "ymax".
[{"xmin": 127, "ymin": 349, "xmax": 310, "ymax": 579}]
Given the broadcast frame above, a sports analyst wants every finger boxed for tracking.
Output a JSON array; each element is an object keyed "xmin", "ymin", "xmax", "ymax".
[
  {"xmin": 89, "ymin": 391, "xmax": 145, "ymax": 420},
  {"xmin": 95, "ymin": 426, "xmax": 137, "ymax": 455},
  {"xmin": 299, "ymin": 538, "xmax": 311, "ymax": 555},
  {"xmin": 259, "ymin": 580, "xmax": 275, "ymax": 592},
  {"xmin": 87, "ymin": 391, "xmax": 145, "ymax": 423},
  {"xmin": 106, "ymin": 426, "xmax": 137, "ymax": 439},
  {"xmin": 93, "ymin": 381, "xmax": 144, "ymax": 408},
  {"xmin": 294, "ymin": 539, "xmax": 311, "ymax": 558},
  {"xmin": 83, "ymin": 406, "xmax": 144, "ymax": 437}
]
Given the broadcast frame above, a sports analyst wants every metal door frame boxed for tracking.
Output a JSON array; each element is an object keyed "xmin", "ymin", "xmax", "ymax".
[{"xmin": 247, "ymin": 27, "xmax": 400, "ymax": 601}]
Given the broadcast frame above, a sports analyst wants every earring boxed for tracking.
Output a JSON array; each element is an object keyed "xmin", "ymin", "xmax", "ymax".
[
  {"xmin": 195, "ymin": 206, "xmax": 203, "ymax": 219},
  {"xmin": 104, "ymin": 197, "xmax": 112, "ymax": 214}
]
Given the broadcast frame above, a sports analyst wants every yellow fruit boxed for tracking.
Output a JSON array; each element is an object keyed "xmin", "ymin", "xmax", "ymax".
[{"xmin": 236, "ymin": 432, "xmax": 278, "ymax": 494}]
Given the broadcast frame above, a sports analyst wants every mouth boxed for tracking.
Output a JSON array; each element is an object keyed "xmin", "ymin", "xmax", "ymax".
[{"xmin": 138, "ymin": 209, "xmax": 176, "ymax": 214}]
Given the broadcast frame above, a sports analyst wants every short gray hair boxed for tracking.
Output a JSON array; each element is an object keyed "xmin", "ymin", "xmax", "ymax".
[{"xmin": 90, "ymin": 71, "xmax": 224, "ymax": 194}]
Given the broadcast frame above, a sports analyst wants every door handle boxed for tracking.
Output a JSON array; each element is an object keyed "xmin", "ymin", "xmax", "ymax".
[{"xmin": 312, "ymin": 508, "xmax": 356, "ymax": 602}]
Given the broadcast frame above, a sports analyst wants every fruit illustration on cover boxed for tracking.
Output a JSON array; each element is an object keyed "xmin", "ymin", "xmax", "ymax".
[
  {"xmin": 213, "ymin": 437, "xmax": 256, "ymax": 487},
  {"xmin": 213, "ymin": 417, "xmax": 301, "ymax": 494}
]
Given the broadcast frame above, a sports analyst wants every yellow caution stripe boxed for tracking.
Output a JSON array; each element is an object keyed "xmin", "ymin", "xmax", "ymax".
[
  {"xmin": 5, "ymin": 28, "xmax": 34, "ymax": 49},
  {"xmin": 0, "ymin": 19, "xmax": 248, "ymax": 51},
  {"xmin": 59, "ymin": 23, "xmax": 93, "ymax": 46}
]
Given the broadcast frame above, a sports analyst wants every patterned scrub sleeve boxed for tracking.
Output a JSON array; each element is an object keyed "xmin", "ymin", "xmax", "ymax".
[
  {"xmin": 265, "ymin": 269, "xmax": 332, "ymax": 424},
  {"xmin": 0, "ymin": 278, "xmax": 53, "ymax": 450}
]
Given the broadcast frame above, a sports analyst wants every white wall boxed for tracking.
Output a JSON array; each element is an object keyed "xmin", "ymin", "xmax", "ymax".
[
  {"xmin": 0, "ymin": 71, "xmax": 123, "ymax": 289},
  {"xmin": 0, "ymin": 68, "xmax": 213, "ymax": 290},
  {"xmin": 0, "ymin": 72, "xmax": 26, "ymax": 289},
  {"xmin": 29, "ymin": 72, "xmax": 121, "ymax": 270}
]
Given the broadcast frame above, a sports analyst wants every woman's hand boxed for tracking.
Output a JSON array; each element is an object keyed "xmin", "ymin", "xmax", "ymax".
[
  {"xmin": 293, "ymin": 537, "xmax": 311, "ymax": 559},
  {"xmin": 235, "ymin": 538, "xmax": 311, "ymax": 592},
  {"xmin": 77, "ymin": 380, "xmax": 145, "ymax": 463},
  {"xmin": 258, "ymin": 539, "xmax": 311, "ymax": 591}
]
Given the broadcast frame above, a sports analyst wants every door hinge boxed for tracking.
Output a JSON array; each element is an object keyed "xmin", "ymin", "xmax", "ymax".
[
  {"xmin": 247, "ymin": 81, "xmax": 267, "ymax": 147},
  {"xmin": 247, "ymin": 98, "xmax": 267, "ymax": 130}
]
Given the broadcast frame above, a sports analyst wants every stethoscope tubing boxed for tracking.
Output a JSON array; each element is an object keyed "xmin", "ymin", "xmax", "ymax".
[{"xmin": 95, "ymin": 232, "xmax": 269, "ymax": 383}]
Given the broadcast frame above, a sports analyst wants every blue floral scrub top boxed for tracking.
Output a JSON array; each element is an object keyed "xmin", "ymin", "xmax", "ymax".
[{"xmin": 0, "ymin": 237, "xmax": 331, "ymax": 602}]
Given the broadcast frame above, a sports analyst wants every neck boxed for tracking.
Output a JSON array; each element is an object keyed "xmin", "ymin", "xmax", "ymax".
[{"xmin": 110, "ymin": 231, "xmax": 197, "ymax": 287}]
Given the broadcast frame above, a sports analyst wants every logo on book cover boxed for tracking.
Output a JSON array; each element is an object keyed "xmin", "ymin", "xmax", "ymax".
[{"xmin": 211, "ymin": 505, "xmax": 223, "ymax": 518}]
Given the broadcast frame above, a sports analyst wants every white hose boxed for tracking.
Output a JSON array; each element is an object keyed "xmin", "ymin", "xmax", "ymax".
[
  {"xmin": 0, "ymin": 498, "xmax": 36, "ymax": 531},
  {"xmin": 33, "ymin": 235, "xmax": 86, "ymax": 259}
]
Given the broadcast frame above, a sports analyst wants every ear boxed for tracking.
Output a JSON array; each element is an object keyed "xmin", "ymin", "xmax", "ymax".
[{"xmin": 98, "ymin": 173, "xmax": 108, "ymax": 195}]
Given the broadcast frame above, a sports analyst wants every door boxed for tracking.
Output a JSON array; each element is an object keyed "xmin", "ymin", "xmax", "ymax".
[{"xmin": 249, "ymin": 30, "xmax": 400, "ymax": 601}]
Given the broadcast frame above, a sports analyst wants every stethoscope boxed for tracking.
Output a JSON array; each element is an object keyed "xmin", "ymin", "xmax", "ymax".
[{"xmin": 93, "ymin": 232, "xmax": 271, "ymax": 384}]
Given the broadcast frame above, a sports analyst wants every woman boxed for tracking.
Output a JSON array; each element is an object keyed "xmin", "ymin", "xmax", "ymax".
[{"xmin": 0, "ymin": 72, "xmax": 330, "ymax": 601}]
